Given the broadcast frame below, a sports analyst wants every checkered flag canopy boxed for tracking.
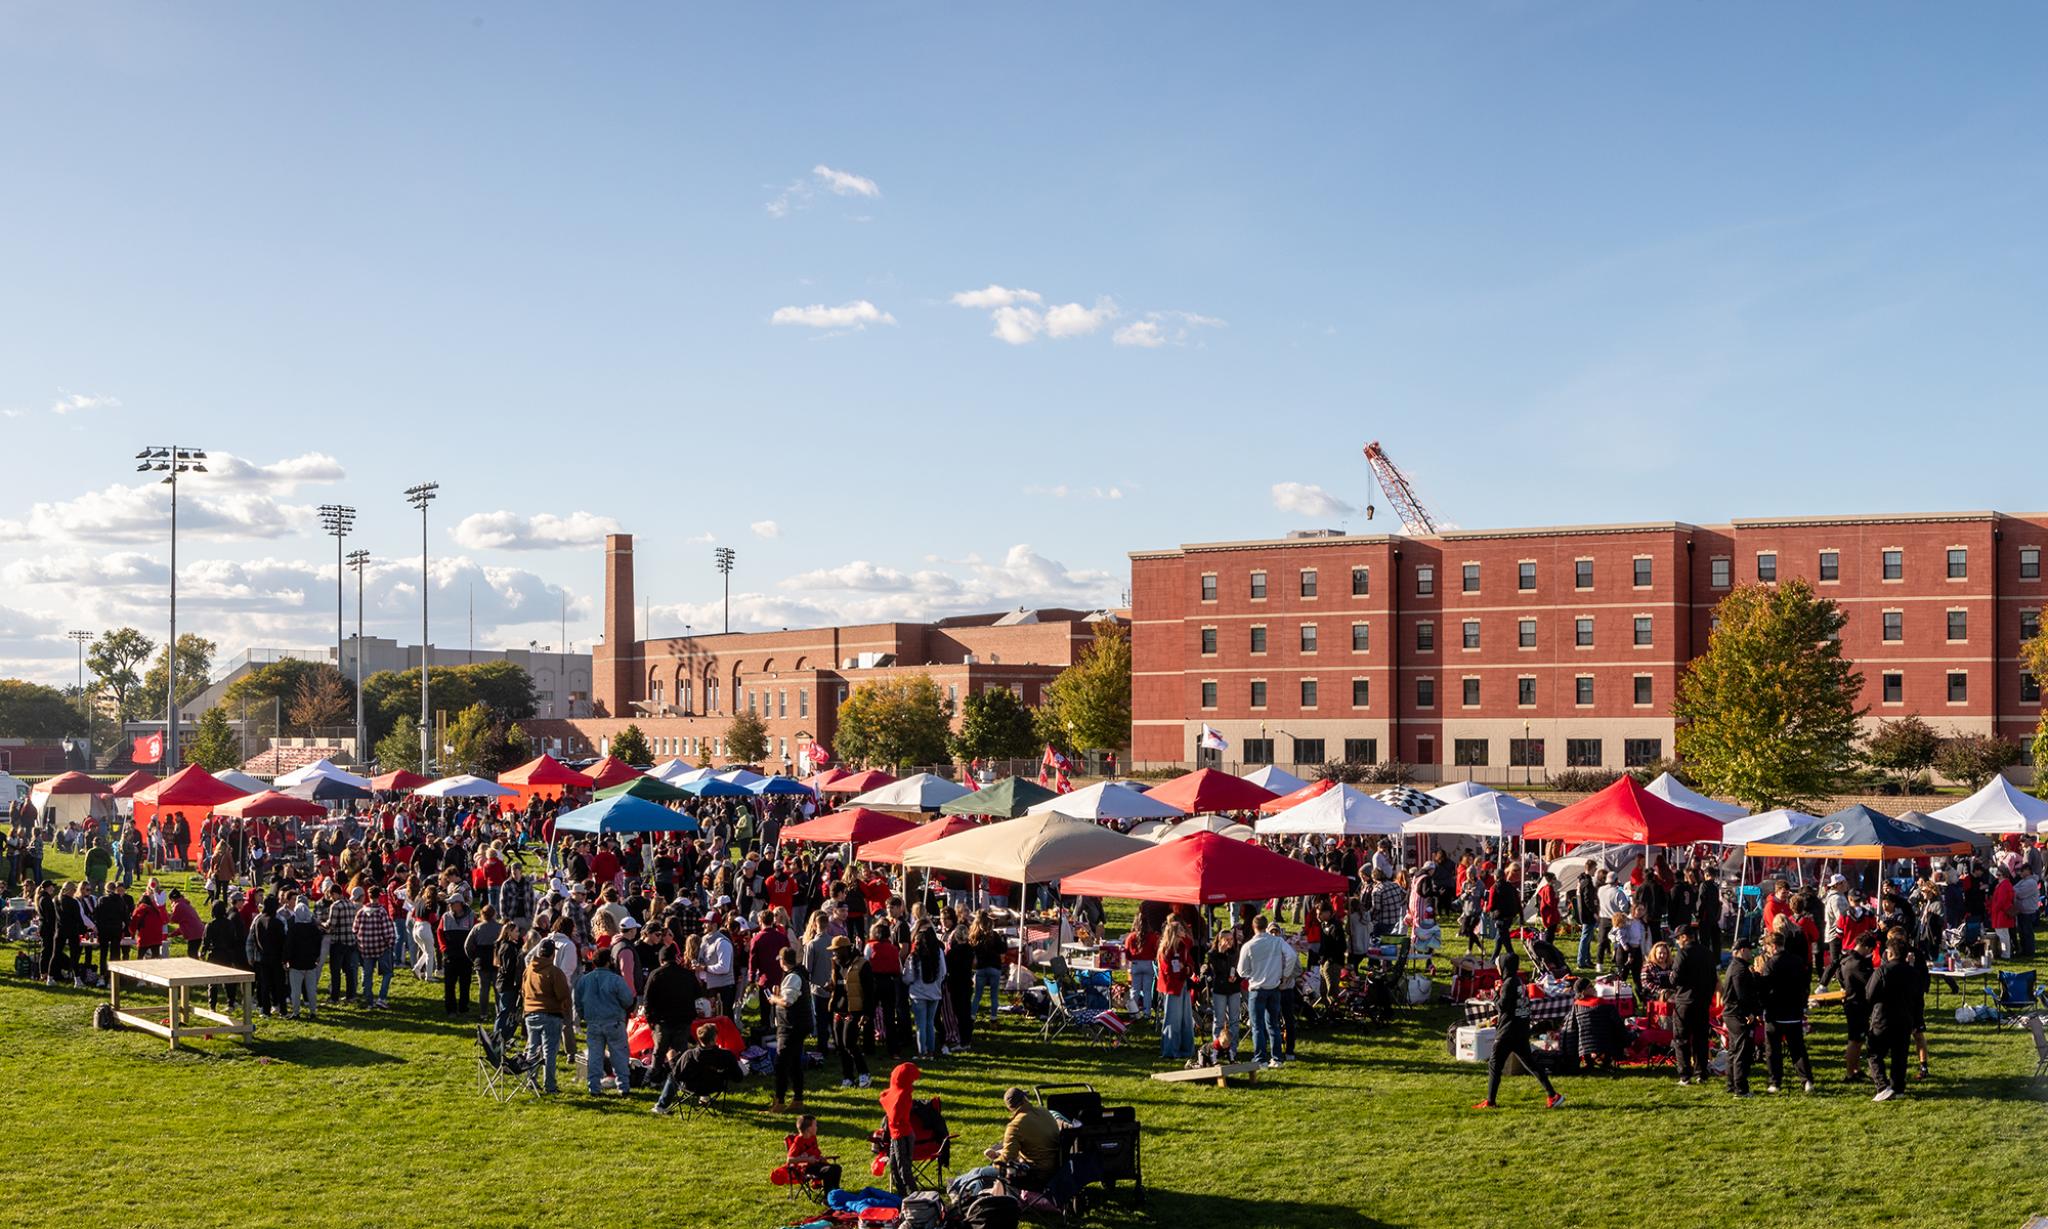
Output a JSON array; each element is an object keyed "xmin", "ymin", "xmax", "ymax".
[{"xmin": 1374, "ymin": 785, "xmax": 1444, "ymax": 816}]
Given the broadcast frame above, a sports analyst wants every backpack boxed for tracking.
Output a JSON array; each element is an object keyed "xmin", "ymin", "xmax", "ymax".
[
  {"xmin": 899, "ymin": 1191, "xmax": 946, "ymax": 1228},
  {"xmin": 960, "ymin": 1192, "xmax": 1021, "ymax": 1229},
  {"xmin": 13, "ymin": 952, "xmax": 33, "ymax": 978},
  {"xmin": 93, "ymin": 1003, "xmax": 119, "ymax": 1030}
]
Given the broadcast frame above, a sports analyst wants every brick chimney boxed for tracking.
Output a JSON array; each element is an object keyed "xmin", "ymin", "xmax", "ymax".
[{"xmin": 595, "ymin": 533, "xmax": 635, "ymax": 717}]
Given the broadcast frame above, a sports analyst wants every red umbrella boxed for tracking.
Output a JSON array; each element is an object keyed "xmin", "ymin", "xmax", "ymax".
[
  {"xmin": 109, "ymin": 770, "xmax": 160, "ymax": 798},
  {"xmin": 1522, "ymin": 776, "xmax": 1724, "ymax": 846},
  {"xmin": 1061, "ymin": 830, "xmax": 1350, "ymax": 905},
  {"xmin": 1142, "ymin": 767, "xmax": 1279, "ymax": 816},
  {"xmin": 856, "ymin": 815, "xmax": 983, "ymax": 865},
  {"xmin": 819, "ymin": 768, "xmax": 896, "ymax": 795},
  {"xmin": 215, "ymin": 790, "xmax": 331, "ymax": 819},
  {"xmin": 498, "ymin": 754, "xmax": 595, "ymax": 789},
  {"xmin": 1257, "ymin": 777, "xmax": 1336, "ymax": 815},
  {"xmin": 370, "ymin": 769, "xmax": 431, "ymax": 792},
  {"xmin": 780, "ymin": 807, "xmax": 917, "ymax": 845},
  {"xmin": 584, "ymin": 756, "xmax": 644, "ymax": 789}
]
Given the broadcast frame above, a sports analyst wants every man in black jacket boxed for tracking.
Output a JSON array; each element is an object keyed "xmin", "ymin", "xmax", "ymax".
[
  {"xmin": 1836, "ymin": 931, "xmax": 1878, "ymax": 1083},
  {"xmin": 1721, "ymin": 936, "xmax": 1763, "ymax": 1096},
  {"xmin": 642, "ymin": 943, "xmax": 701, "ymax": 1088},
  {"xmin": 1696, "ymin": 870, "xmax": 1724, "ymax": 960},
  {"xmin": 1863, "ymin": 935, "xmax": 1920, "ymax": 1101},
  {"xmin": 1669, "ymin": 927, "xmax": 1718, "ymax": 1085},
  {"xmin": 92, "ymin": 886, "xmax": 133, "ymax": 982},
  {"xmin": 1761, "ymin": 923, "xmax": 1814, "ymax": 1094},
  {"xmin": 1571, "ymin": 867, "xmax": 1601, "ymax": 970}
]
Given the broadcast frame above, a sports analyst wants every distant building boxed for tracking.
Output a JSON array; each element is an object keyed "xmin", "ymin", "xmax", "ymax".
[{"xmin": 180, "ymin": 638, "xmax": 593, "ymax": 724}]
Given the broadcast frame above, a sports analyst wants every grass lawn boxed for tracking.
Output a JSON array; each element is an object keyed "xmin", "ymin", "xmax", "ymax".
[{"xmin": 6, "ymin": 850, "xmax": 2046, "ymax": 1229}]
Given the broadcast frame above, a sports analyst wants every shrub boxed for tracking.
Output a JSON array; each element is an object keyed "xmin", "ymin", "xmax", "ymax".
[{"xmin": 1550, "ymin": 768, "xmax": 1621, "ymax": 792}]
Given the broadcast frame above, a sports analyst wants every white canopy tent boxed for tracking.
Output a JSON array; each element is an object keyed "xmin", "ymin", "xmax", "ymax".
[
  {"xmin": 1928, "ymin": 776, "xmax": 2048, "ymax": 835},
  {"xmin": 846, "ymin": 772, "xmax": 975, "ymax": 812},
  {"xmin": 1643, "ymin": 772, "xmax": 1748, "ymax": 822},
  {"xmin": 1128, "ymin": 820, "xmax": 1173, "ymax": 841},
  {"xmin": 905, "ymin": 812, "xmax": 1150, "ymax": 883},
  {"xmin": 28, "ymin": 780, "xmax": 113, "ymax": 827},
  {"xmin": 1718, "ymin": 808, "xmax": 1818, "ymax": 846},
  {"xmin": 1240, "ymin": 765, "xmax": 1309, "ymax": 795},
  {"xmin": 1404, "ymin": 791, "xmax": 1547, "ymax": 838},
  {"xmin": 1254, "ymin": 784, "xmax": 1412, "ymax": 836},
  {"xmin": 1025, "ymin": 781, "xmax": 1184, "ymax": 822},
  {"xmin": 646, "ymin": 758, "xmax": 694, "ymax": 783},
  {"xmin": 274, "ymin": 758, "xmax": 371, "ymax": 790},
  {"xmin": 1160, "ymin": 814, "xmax": 1256, "ymax": 842},
  {"xmin": 714, "ymin": 767, "xmax": 768, "ymax": 788},
  {"xmin": 1425, "ymin": 780, "xmax": 1497, "ymax": 804},
  {"xmin": 215, "ymin": 770, "xmax": 269, "ymax": 796},
  {"xmin": 417, "ymin": 774, "xmax": 518, "ymax": 799}
]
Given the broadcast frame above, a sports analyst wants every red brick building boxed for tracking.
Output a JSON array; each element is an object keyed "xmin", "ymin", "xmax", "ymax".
[
  {"xmin": 524, "ymin": 534, "xmax": 1113, "ymax": 769},
  {"xmin": 1131, "ymin": 512, "xmax": 2047, "ymax": 782}
]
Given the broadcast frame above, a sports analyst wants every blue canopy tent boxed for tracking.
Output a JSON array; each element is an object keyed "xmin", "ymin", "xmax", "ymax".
[
  {"xmin": 750, "ymin": 776, "xmax": 816, "ymax": 797},
  {"xmin": 683, "ymin": 777, "xmax": 755, "ymax": 799},
  {"xmin": 554, "ymin": 793, "xmax": 700, "ymax": 834}
]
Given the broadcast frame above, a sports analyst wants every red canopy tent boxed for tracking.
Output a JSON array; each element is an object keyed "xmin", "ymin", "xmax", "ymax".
[
  {"xmin": 35, "ymin": 770, "xmax": 110, "ymax": 796},
  {"xmin": 1142, "ymin": 768, "xmax": 1279, "ymax": 816},
  {"xmin": 370, "ymin": 769, "xmax": 431, "ymax": 793},
  {"xmin": 1257, "ymin": 777, "xmax": 1336, "ymax": 815},
  {"xmin": 1061, "ymin": 829, "xmax": 1350, "ymax": 905},
  {"xmin": 856, "ymin": 814, "xmax": 982, "ymax": 864},
  {"xmin": 584, "ymin": 756, "xmax": 644, "ymax": 790},
  {"xmin": 780, "ymin": 807, "xmax": 917, "ymax": 845},
  {"xmin": 1522, "ymin": 776, "xmax": 1725, "ymax": 847},
  {"xmin": 215, "ymin": 790, "xmax": 331, "ymax": 820},
  {"xmin": 133, "ymin": 765, "xmax": 251, "ymax": 861},
  {"xmin": 812, "ymin": 766, "xmax": 853, "ymax": 791},
  {"xmin": 819, "ymin": 769, "xmax": 895, "ymax": 796},
  {"xmin": 108, "ymin": 770, "xmax": 160, "ymax": 799},
  {"xmin": 496, "ymin": 754, "xmax": 595, "ymax": 813}
]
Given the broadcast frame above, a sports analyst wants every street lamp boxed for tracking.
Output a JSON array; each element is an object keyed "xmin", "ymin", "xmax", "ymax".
[
  {"xmin": 714, "ymin": 546, "xmax": 736, "ymax": 634},
  {"xmin": 318, "ymin": 505, "xmax": 355, "ymax": 682},
  {"xmin": 346, "ymin": 549, "xmax": 370, "ymax": 762},
  {"xmin": 137, "ymin": 445, "xmax": 206, "ymax": 767},
  {"xmin": 67, "ymin": 630, "xmax": 93, "ymax": 753},
  {"xmin": 405, "ymin": 482, "xmax": 439, "ymax": 775}
]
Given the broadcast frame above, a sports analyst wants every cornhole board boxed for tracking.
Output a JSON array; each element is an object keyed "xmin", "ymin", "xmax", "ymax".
[
  {"xmin": 107, "ymin": 957, "xmax": 256, "ymax": 1051},
  {"xmin": 1150, "ymin": 1060, "xmax": 1261, "ymax": 1088}
]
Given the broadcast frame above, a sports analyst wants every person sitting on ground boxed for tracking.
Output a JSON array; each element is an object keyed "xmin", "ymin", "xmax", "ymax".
[
  {"xmin": 652, "ymin": 1021, "xmax": 744, "ymax": 1115},
  {"xmin": 785, "ymin": 1113, "xmax": 842, "ymax": 1192},
  {"xmin": 1564, "ymin": 977, "xmax": 1624, "ymax": 1071}
]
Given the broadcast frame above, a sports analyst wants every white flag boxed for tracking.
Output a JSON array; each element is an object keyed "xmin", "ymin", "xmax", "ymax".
[{"xmin": 1199, "ymin": 723, "xmax": 1229, "ymax": 752}]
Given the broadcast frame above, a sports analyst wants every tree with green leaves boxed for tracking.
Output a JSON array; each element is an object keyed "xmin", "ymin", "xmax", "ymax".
[
  {"xmin": 833, "ymin": 675, "xmax": 953, "ymax": 769},
  {"xmin": 1862, "ymin": 715, "xmax": 1941, "ymax": 793},
  {"xmin": 2034, "ymin": 717, "xmax": 2048, "ymax": 801},
  {"xmin": 725, "ymin": 710, "xmax": 770, "ymax": 765},
  {"xmin": 950, "ymin": 685, "xmax": 1039, "ymax": 762},
  {"xmin": 1037, "ymin": 622, "xmax": 1132, "ymax": 754},
  {"xmin": 1933, "ymin": 734, "xmax": 2023, "ymax": 792},
  {"xmin": 360, "ymin": 661, "xmax": 536, "ymax": 747},
  {"xmin": 1673, "ymin": 579, "xmax": 1863, "ymax": 811},
  {"xmin": 86, "ymin": 627, "xmax": 154, "ymax": 725},
  {"xmin": 134, "ymin": 633, "xmax": 217, "ymax": 723},
  {"xmin": 443, "ymin": 702, "xmax": 497, "ymax": 776},
  {"xmin": 0, "ymin": 679, "xmax": 84, "ymax": 739},
  {"xmin": 479, "ymin": 722, "xmax": 533, "ymax": 777},
  {"xmin": 375, "ymin": 714, "xmax": 421, "ymax": 774},
  {"xmin": 185, "ymin": 706, "xmax": 241, "ymax": 773},
  {"xmin": 609, "ymin": 723, "xmax": 652, "ymax": 766}
]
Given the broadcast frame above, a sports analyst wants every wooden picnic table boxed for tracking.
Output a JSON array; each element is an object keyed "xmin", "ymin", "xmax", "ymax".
[{"xmin": 107, "ymin": 957, "xmax": 256, "ymax": 1051}]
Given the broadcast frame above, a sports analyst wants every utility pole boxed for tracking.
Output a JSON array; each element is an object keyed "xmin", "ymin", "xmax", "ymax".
[
  {"xmin": 319, "ymin": 504, "xmax": 355, "ymax": 677},
  {"xmin": 347, "ymin": 549, "xmax": 370, "ymax": 763},
  {"xmin": 714, "ymin": 546, "xmax": 736, "ymax": 634},
  {"xmin": 68, "ymin": 631, "xmax": 93, "ymax": 757},
  {"xmin": 136, "ymin": 445, "xmax": 206, "ymax": 768},
  {"xmin": 405, "ymin": 482, "xmax": 439, "ymax": 776}
]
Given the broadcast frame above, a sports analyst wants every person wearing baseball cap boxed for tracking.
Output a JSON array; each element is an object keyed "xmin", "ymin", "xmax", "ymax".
[
  {"xmin": 698, "ymin": 909, "xmax": 737, "ymax": 1018},
  {"xmin": 1722, "ymin": 935, "xmax": 1764, "ymax": 1097}
]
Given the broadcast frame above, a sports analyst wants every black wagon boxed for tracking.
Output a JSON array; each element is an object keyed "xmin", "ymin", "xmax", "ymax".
[{"xmin": 1032, "ymin": 1082, "xmax": 1144, "ymax": 1205}]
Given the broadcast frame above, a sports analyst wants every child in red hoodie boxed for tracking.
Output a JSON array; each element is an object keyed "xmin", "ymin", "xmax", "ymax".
[{"xmin": 878, "ymin": 1062, "xmax": 923, "ymax": 1194}]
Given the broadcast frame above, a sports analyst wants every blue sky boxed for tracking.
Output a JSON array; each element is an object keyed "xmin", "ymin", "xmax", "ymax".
[{"xmin": 3, "ymin": 3, "xmax": 2043, "ymax": 684}]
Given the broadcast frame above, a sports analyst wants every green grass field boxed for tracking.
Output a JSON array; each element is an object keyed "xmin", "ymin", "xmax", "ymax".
[{"xmin": 6, "ymin": 850, "xmax": 2045, "ymax": 1229}]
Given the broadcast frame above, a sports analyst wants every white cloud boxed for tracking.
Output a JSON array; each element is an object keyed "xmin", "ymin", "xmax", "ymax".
[
  {"xmin": 812, "ymin": 164, "xmax": 879, "ymax": 198},
  {"xmin": 950, "ymin": 285, "xmax": 1042, "ymax": 309},
  {"xmin": 51, "ymin": 390, "xmax": 120, "ymax": 415},
  {"xmin": 770, "ymin": 300, "xmax": 896, "ymax": 330},
  {"xmin": 1117, "ymin": 311, "xmax": 1225, "ymax": 348},
  {"xmin": 201, "ymin": 451, "xmax": 347, "ymax": 492},
  {"xmin": 1045, "ymin": 298, "xmax": 1117, "ymax": 339},
  {"xmin": 686, "ymin": 531, "xmax": 716, "ymax": 544},
  {"xmin": 989, "ymin": 305, "xmax": 1044, "ymax": 345},
  {"xmin": 1, "ymin": 408, "xmax": 26, "ymax": 419},
  {"xmin": 1113, "ymin": 321, "xmax": 1165, "ymax": 348},
  {"xmin": 1270, "ymin": 481, "xmax": 1359, "ymax": 521},
  {"xmin": 450, "ymin": 510, "xmax": 622, "ymax": 551},
  {"xmin": 751, "ymin": 520, "xmax": 782, "ymax": 539},
  {"xmin": 1023, "ymin": 484, "xmax": 1124, "ymax": 500},
  {"xmin": 0, "ymin": 480, "xmax": 312, "ymax": 545},
  {"xmin": 952, "ymin": 287, "xmax": 1135, "ymax": 345}
]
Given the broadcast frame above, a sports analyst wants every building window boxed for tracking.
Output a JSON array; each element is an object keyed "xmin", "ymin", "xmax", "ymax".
[
  {"xmin": 1300, "ymin": 569, "xmax": 1318, "ymax": 598},
  {"xmin": 1882, "ymin": 611, "xmax": 1903, "ymax": 642},
  {"xmin": 1343, "ymin": 737, "xmax": 1378, "ymax": 764},
  {"xmin": 1709, "ymin": 558, "xmax": 1729, "ymax": 588},
  {"xmin": 1462, "ymin": 677, "xmax": 1480, "ymax": 706},
  {"xmin": 1575, "ymin": 559, "xmax": 1594, "ymax": 589},
  {"xmin": 1454, "ymin": 738, "xmax": 1489, "ymax": 767},
  {"xmin": 2022, "ymin": 610, "xmax": 2040, "ymax": 642},
  {"xmin": 1518, "ymin": 561, "xmax": 1537, "ymax": 591},
  {"xmin": 835, "ymin": 684, "xmax": 846, "ymax": 706},
  {"xmin": 1462, "ymin": 620, "xmax": 1481, "ymax": 650},
  {"xmin": 1634, "ymin": 558, "xmax": 1653, "ymax": 588},
  {"xmin": 1566, "ymin": 738, "xmax": 1602, "ymax": 767},
  {"xmin": 1201, "ymin": 574, "xmax": 1217, "ymax": 602},
  {"xmin": 1242, "ymin": 738, "xmax": 1274, "ymax": 765},
  {"xmin": 2023, "ymin": 548, "xmax": 2041, "ymax": 581},
  {"xmin": 1623, "ymin": 739, "xmax": 1663, "ymax": 768},
  {"xmin": 1200, "ymin": 627, "xmax": 1217, "ymax": 655},
  {"xmin": 1518, "ymin": 618, "xmax": 1537, "ymax": 648},
  {"xmin": 778, "ymin": 689, "xmax": 788, "ymax": 718},
  {"xmin": 1518, "ymin": 677, "xmax": 1536, "ymax": 706},
  {"xmin": 1351, "ymin": 566, "xmax": 1371, "ymax": 595},
  {"xmin": 1250, "ymin": 625, "xmax": 1267, "ymax": 653},
  {"xmin": 1351, "ymin": 678, "xmax": 1370, "ymax": 707},
  {"xmin": 1249, "ymin": 571, "xmax": 1267, "ymax": 599},
  {"xmin": 1947, "ymin": 610, "xmax": 1968, "ymax": 642},
  {"xmin": 1819, "ymin": 551, "xmax": 1839, "ymax": 581},
  {"xmin": 1756, "ymin": 552, "xmax": 1777, "ymax": 582},
  {"xmin": 1575, "ymin": 676, "xmax": 1594, "ymax": 706},
  {"xmin": 2022, "ymin": 673, "xmax": 2041, "ymax": 704},
  {"xmin": 1509, "ymin": 738, "xmax": 1545, "ymax": 768},
  {"xmin": 1948, "ymin": 672, "xmax": 1968, "ymax": 703},
  {"xmin": 1300, "ymin": 679, "xmax": 1318, "ymax": 708},
  {"xmin": 1300, "ymin": 624, "xmax": 1318, "ymax": 653},
  {"xmin": 1201, "ymin": 681, "xmax": 1218, "ymax": 708},
  {"xmin": 1416, "ymin": 565, "xmax": 1435, "ymax": 596},
  {"xmin": 1947, "ymin": 548, "xmax": 1967, "ymax": 579},
  {"xmin": 1881, "ymin": 673, "xmax": 1902, "ymax": 704},
  {"xmin": 1351, "ymin": 623, "xmax": 1371, "ymax": 652},
  {"xmin": 1633, "ymin": 676, "xmax": 1652, "ymax": 705},
  {"xmin": 1416, "ymin": 621, "xmax": 1435, "ymax": 652},
  {"xmin": 1416, "ymin": 678, "xmax": 1435, "ymax": 708},
  {"xmin": 1575, "ymin": 617, "xmax": 1594, "ymax": 647},
  {"xmin": 747, "ymin": 690, "xmax": 757, "ymax": 714},
  {"xmin": 1292, "ymin": 737, "xmax": 1324, "ymax": 764},
  {"xmin": 1462, "ymin": 563, "xmax": 1480, "ymax": 593},
  {"xmin": 1249, "ymin": 680, "xmax": 1267, "ymax": 708},
  {"xmin": 1633, "ymin": 616, "xmax": 1653, "ymax": 646},
  {"xmin": 798, "ymin": 690, "xmax": 808, "ymax": 717},
  {"xmin": 1883, "ymin": 549, "xmax": 1903, "ymax": 581}
]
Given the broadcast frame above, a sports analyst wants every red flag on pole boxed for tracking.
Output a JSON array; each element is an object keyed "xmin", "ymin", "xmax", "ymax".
[
  {"xmin": 1038, "ymin": 745, "xmax": 1055, "ymax": 785},
  {"xmin": 133, "ymin": 732, "xmax": 163, "ymax": 765}
]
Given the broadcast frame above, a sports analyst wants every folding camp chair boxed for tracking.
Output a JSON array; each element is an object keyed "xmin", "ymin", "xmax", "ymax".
[
  {"xmin": 1993, "ymin": 970, "xmax": 2046, "ymax": 1028},
  {"xmin": 1038, "ymin": 978, "xmax": 1127, "ymax": 1046},
  {"xmin": 770, "ymin": 1137, "xmax": 840, "ymax": 1207},
  {"xmin": 474, "ymin": 1026, "xmax": 543, "ymax": 1102},
  {"xmin": 2026, "ymin": 1014, "xmax": 2048, "ymax": 1079}
]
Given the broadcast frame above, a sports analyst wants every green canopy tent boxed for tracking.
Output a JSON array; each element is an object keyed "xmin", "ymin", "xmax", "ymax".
[{"xmin": 937, "ymin": 776, "xmax": 1059, "ymax": 820}]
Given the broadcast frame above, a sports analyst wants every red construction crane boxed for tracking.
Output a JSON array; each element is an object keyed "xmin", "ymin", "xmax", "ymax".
[{"xmin": 1362, "ymin": 441, "xmax": 1440, "ymax": 535}]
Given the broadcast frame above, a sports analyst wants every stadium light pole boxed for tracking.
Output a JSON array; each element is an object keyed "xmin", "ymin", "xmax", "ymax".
[
  {"xmin": 405, "ymin": 482, "xmax": 439, "ymax": 775},
  {"xmin": 318, "ymin": 504, "xmax": 355, "ymax": 680},
  {"xmin": 346, "ymin": 549, "xmax": 370, "ymax": 763},
  {"xmin": 137, "ymin": 445, "xmax": 206, "ymax": 768},
  {"xmin": 67, "ymin": 630, "xmax": 94, "ymax": 753},
  {"xmin": 714, "ymin": 546, "xmax": 736, "ymax": 634}
]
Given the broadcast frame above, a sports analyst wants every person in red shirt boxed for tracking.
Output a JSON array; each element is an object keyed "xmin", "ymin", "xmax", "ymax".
[
  {"xmin": 1123, "ymin": 922, "xmax": 1160, "ymax": 1021},
  {"xmin": 1760, "ymin": 879, "xmax": 1792, "ymax": 936},
  {"xmin": 589, "ymin": 841, "xmax": 622, "ymax": 888},
  {"xmin": 1156, "ymin": 915, "xmax": 1197, "ymax": 1062},
  {"xmin": 165, "ymin": 889, "xmax": 204, "ymax": 959},
  {"xmin": 877, "ymin": 1062, "xmax": 923, "ymax": 1194},
  {"xmin": 766, "ymin": 864, "xmax": 798, "ymax": 915},
  {"xmin": 128, "ymin": 894, "xmax": 168, "ymax": 957},
  {"xmin": 864, "ymin": 922, "xmax": 908, "ymax": 1060}
]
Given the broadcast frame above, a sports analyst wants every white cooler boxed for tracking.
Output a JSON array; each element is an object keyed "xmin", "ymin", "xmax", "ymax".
[{"xmin": 1454, "ymin": 1025, "xmax": 1496, "ymax": 1063}]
